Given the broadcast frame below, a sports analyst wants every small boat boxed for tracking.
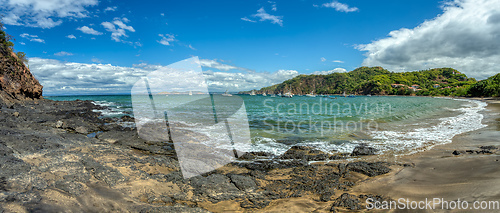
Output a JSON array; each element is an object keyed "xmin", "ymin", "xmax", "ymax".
[
  {"xmin": 189, "ymin": 91, "xmax": 193, "ymax": 96},
  {"xmin": 250, "ymin": 90, "xmax": 256, "ymax": 96},
  {"xmin": 270, "ymin": 94, "xmax": 276, "ymax": 97},
  {"xmin": 282, "ymin": 85, "xmax": 293, "ymax": 98},
  {"xmin": 347, "ymin": 94, "xmax": 356, "ymax": 98},
  {"xmin": 222, "ymin": 90, "xmax": 232, "ymax": 97},
  {"xmin": 366, "ymin": 94, "xmax": 371, "ymax": 97},
  {"xmin": 283, "ymin": 92, "xmax": 293, "ymax": 98},
  {"xmin": 262, "ymin": 92, "xmax": 267, "ymax": 96},
  {"xmin": 305, "ymin": 91, "xmax": 316, "ymax": 97},
  {"xmin": 328, "ymin": 96, "xmax": 337, "ymax": 99}
]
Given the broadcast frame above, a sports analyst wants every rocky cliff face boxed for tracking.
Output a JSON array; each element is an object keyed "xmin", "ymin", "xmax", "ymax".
[{"xmin": 0, "ymin": 47, "xmax": 43, "ymax": 103}]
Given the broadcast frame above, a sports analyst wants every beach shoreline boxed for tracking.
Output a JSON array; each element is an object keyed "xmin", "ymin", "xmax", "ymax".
[
  {"xmin": 349, "ymin": 98, "xmax": 500, "ymax": 212},
  {"xmin": 0, "ymin": 97, "xmax": 498, "ymax": 212}
]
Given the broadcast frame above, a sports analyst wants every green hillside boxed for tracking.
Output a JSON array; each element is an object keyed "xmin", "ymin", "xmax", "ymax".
[
  {"xmin": 468, "ymin": 73, "xmax": 500, "ymax": 97},
  {"xmin": 249, "ymin": 67, "xmax": 485, "ymax": 96}
]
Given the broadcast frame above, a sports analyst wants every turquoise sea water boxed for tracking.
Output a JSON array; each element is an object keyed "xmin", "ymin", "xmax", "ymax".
[{"xmin": 46, "ymin": 95, "xmax": 486, "ymax": 155}]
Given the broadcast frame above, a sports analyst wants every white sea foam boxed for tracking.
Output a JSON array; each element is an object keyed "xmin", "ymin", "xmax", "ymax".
[{"xmin": 368, "ymin": 99, "xmax": 487, "ymax": 154}]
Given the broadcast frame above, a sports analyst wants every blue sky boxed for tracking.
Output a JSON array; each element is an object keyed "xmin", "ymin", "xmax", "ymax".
[{"xmin": 1, "ymin": 0, "xmax": 499, "ymax": 95}]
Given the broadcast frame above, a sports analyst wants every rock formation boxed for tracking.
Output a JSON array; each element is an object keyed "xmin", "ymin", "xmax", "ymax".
[{"xmin": 0, "ymin": 44, "xmax": 43, "ymax": 104}]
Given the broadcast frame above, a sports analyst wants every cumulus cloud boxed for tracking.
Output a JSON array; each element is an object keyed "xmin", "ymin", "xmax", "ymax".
[
  {"xmin": 0, "ymin": 0, "xmax": 98, "ymax": 28},
  {"xmin": 28, "ymin": 57, "xmax": 298, "ymax": 95},
  {"xmin": 247, "ymin": 7, "xmax": 283, "ymax": 26},
  {"xmin": 20, "ymin": 33, "xmax": 45, "ymax": 43},
  {"xmin": 320, "ymin": 57, "xmax": 327, "ymax": 62},
  {"xmin": 77, "ymin": 26, "xmax": 102, "ymax": 35},
  {"xmin": 66, "ymin": 34, "xmax": 76, "ymax": 39},
  {"xmin": 104, "ymin": 6, "xmax": 117, "ymax": 12},
  {"xmin": 54, "ymin": 51, "xmax": 73, "ymax": 56},
  {"xmin": 322, "ymin": 1, "xmax": 358, "ymax": 12},
  {"xmin": 29, "ymin": 57, "xmax": 149, "ymax": 95},
  {"xmin": 203, "ymin": 69, "xmax": 299, "ymax": 92},
  {"xmin": 101, "ymin": 17, "xmax": 135, "ymax": 42},
  {"xmin": 157, "ymin": 34, "xmax": 175, "ymax": 46},
  {"xmin": 312, "ymin": 68, "xmax": 347, "ymax": 75},
  {"xmin": 357, "ymin": 0, "xmax": 500, "ymax": 79}
]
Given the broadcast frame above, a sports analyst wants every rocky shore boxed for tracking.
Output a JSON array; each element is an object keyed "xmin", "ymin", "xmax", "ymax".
[{"xmin": 0, "ymin": 98, "xmax": 400, "ymax": 212}]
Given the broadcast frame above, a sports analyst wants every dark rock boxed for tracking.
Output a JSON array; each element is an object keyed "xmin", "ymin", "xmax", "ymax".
[
  {"xmin": 237, "ymin": 159, "xmax": 308, "ymax": 171},
  {"xmin": 351, "ymin": 144, "xmax": 378, "ymax": 156},
  {"xmin": 279, "ymin": 146, "xmax": 330, "ymax": 161},
  {"xmin": 54, "ymin": 181, "xmax": 85, "ymax": 196},
  {"xmin": 228, "ymin": 174, "xmax": 257, "ymax": 191},
  {"xmin": 189, "ymin": 174, "xmax": 241, "ymax": 202},
  {"xmin": 480, "ymin": 145, "xmax": 497, "ymax": 150},
  {"xmin": 75, "ymin": 126, "xmax": 88, "ymax": 134},
  {"xmin": 452, "ymin": 150, "xmax": 465, "ymax": 155},
  {"xmin": 238, "ymin": 151, "xmax": 275, "ymax": 160},
  {"xmin": 347, "ymin": 162, "xmax": 391, "ymax": 177},
  {"xmin": 0, "ymin": 176, "xmax": 8, "ymax": 191},
  {"xmin": 331, "ymin": 193, "xmax": 362, "ymax": 211},
  {"xmin": 81, "ymin": 157, "xmax": 127, "ymax": 186}
]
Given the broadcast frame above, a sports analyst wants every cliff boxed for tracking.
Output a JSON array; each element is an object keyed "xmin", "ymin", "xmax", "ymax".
[{"xmin": 0, "ymin": 37, "xmax": 43, "ymax": 103}]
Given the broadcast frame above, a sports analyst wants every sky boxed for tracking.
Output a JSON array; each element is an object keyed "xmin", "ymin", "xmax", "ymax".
[{"xmin": 1, "ymin": 0, "xmax": 499, "ymax": 95}]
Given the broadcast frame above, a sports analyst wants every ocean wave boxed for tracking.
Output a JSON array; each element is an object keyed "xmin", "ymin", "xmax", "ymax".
[{"xmin": 368, "ymin": 99, "xmax": 487, "ymax": 155}]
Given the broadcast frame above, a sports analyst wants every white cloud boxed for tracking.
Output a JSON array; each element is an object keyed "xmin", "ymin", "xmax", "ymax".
[
  {"xmin": 320, "ymin": 57, "xmax": 327, "ymax": 62},
  {"xmin": 332, "ymin": 60, "xmax": 344, "ymax": 63},
  {"xmin": 77, "ymin": 26, "xmax": 102, "ymax": 35},
  {"xmin": 66, "ymin": 34, "xmax": 76, "ymax": 39},
  {"xmin": 203, "ymin": 69, "xmax": 299, "ymax": 91},
  {"xmin": 187, "ymin": 44, "xmax": 196, "ymax": 50},
  {"xmin": 28, "ymin": 57, "xmax": 299, "ymax": 95},
  {"xmin": 160, "ymin": 13, "xmax": 165, "ymax": 16},
  {"xmin": 312, "ymin": 68, "xmax": 347, "ymax": 75},
  {"xmin": 157, "ymin": 34, "xmax": 175, "ymax": 46},
  {"xmin": 29, "ymin": 57, "xmax": 149, "ymax": 95},
  {"xmin": 20, "ymin": 33, "xmax": 45, "ymax": 43},
  {"xmin": 251, "ymin": 7, "xmax": 283, "ymax": 26},
  {"xmin": 322, "ymin": 1, "xmax": 358, "ymax": 13},
  {"xmin": 101, "ymin": 17, "xmax": 135, "ymax": 42},
  {"xmin": 54, "ymin": 51, "xmax": 73, "ymax": 56},
  {"xmin": 199, "ymin": 59, "xmax": 251, "ymax": 72},
  {"xmin": 104, "ymin": 6, "xmax": 117, "ymax": 12},
  {"xmin": 0, "ymin": 0, "xmax": 98, "ymax": 28},
  {"xmin": 241, "ymin": 17, "xmax": 256, "ymax": 23},
  {"xmin": 91, "ymin": 58, "xmax": 101, "ymax": 63},
  {"xmin": 268, "ymin": 1, "xmax": 277, "ymax": 11},
  {"xmin": 357, "ymin": 0, "xmax": 500, "ymax": 79},
  {"xmin": 19, "ymin": 42, "xmax": 25, "ymax": 45}
]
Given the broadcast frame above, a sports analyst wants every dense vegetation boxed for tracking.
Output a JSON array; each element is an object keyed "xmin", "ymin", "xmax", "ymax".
[
  {"xmin": 0, "ymin": 22, "xmax": 28, "ymax": 65},
  {"xmin": 468, "ymin": 73, "xmax": 500, "ymax": 97},
  {"xmin": 250, "ymin": 67, "xmax": 498, "ymax": 97}
]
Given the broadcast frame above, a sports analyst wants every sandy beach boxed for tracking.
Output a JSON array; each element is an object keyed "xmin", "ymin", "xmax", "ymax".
[{"xmin": 350, "ymin": 98, "xmax": 500, "ymax": 212}]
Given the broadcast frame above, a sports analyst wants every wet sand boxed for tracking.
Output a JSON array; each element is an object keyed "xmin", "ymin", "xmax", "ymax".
[{"xmin": 352, "ymin": 99, "xmax": 500, "ymax": 212}]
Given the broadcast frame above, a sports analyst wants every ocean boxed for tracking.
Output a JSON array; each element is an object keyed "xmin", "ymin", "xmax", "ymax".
[{"xmin": 46, "ymin": 95, "xmax": 486, "ymax": 156}]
